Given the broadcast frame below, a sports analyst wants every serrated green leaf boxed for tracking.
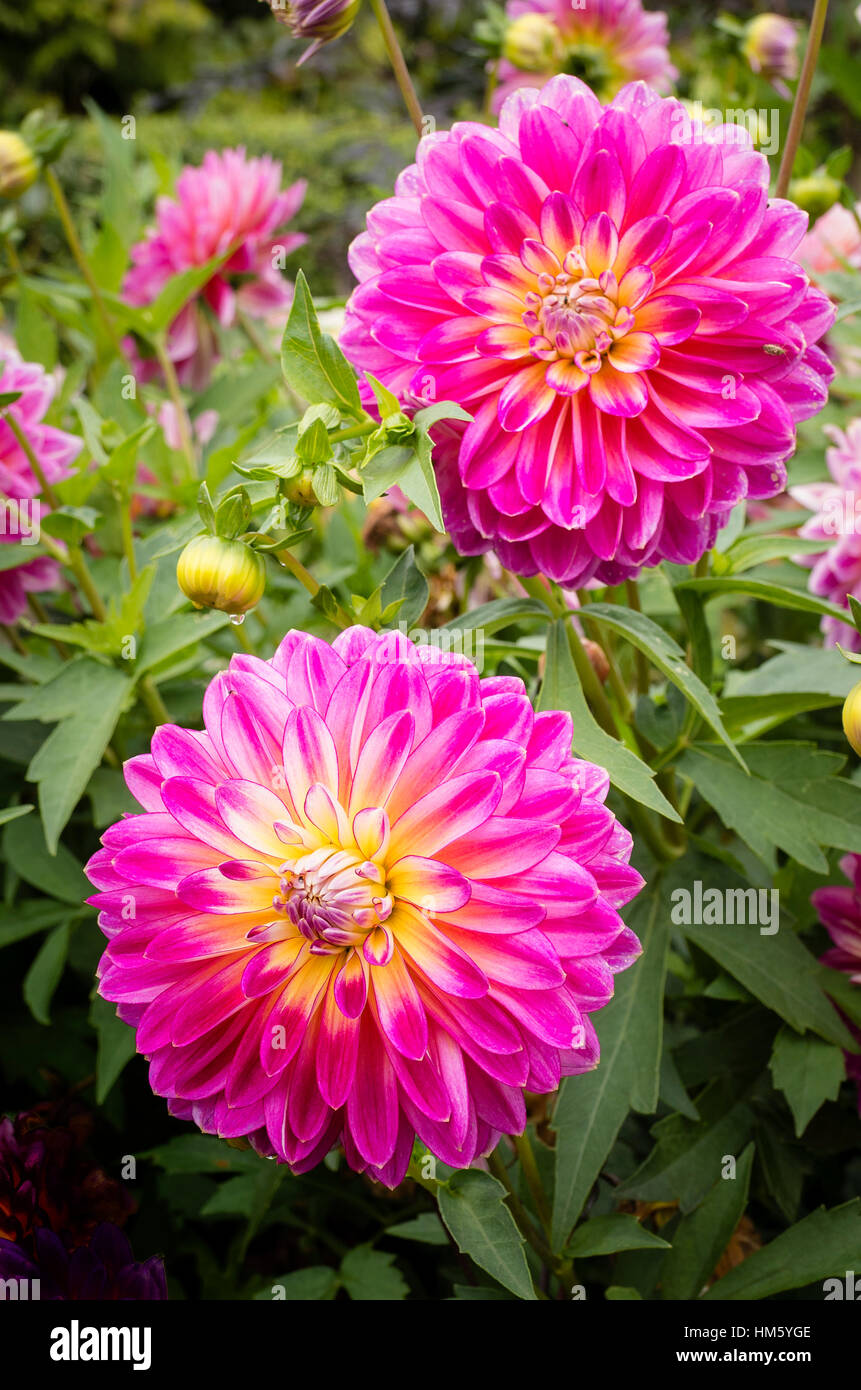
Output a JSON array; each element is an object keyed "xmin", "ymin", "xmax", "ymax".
[
  {"xmin": 566, "ymin": 1213, "xmax": 671, "ymax": 1258},
  {"xmin": 437, "ymin": 1169, "xmax": 537, "ymax": 1300},
  {"xmin": 281, "ymin": 271, "xmax": 363, "ymax": 418}
]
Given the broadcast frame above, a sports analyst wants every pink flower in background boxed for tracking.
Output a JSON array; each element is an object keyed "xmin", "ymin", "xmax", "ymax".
[
  {"xmin": 790, "ymin": 421, "xmax": 861, "ymax": 652},
  {"xmin": 123, "ymin": 149, "xmax": 307, "ymax": 391},
  {"xmin": 495, "ymin": 0, "xmax": 677, "ymax": 111},
  {"xmin": 342, "ymin": 77, "xmax": 835, "ymax": 587},
  {"xmin": 0, "ymin": 345, "xmax": 80, "ymax": 623},
  {"xmin": 86, "ymin": 626, "xmax": 643, "ymax": 1187},
  {"xmin": 813, "ymin": 853, "xmax": 861, "ymax": 1111},
  {"xmin": 800, "ymin": 202, "xmax": 861, "ymax": 279}
]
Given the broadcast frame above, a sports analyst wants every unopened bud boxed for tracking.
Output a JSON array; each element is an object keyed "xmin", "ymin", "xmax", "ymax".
[
  {"xmin": 788, "ymin": 173, "xmax": 842, "ymax": 220},
  {"xmin": 177, "ymin": 535, "xmax": 266, "ymax": 616},
  {"xmin": 743, "ymin": 14, "xmax": 798, "ymax": 88},
  {"xmin": 268, "ymin": 0, "xmax": 361, "ymax": 62},
  {"xmin": 0, "ymin": 132, "xmax": 37, "ymax": 200},
  {"xmin": 843, "ymin": 679, "xmax": 861, "ymax": 757},
  {"xmin": 502, "ymin": 14, "xmax": 564, "ymax": 72},
  {"xmin": 582, "ymin": 638, "xmax": 610, "ymax": 685}
]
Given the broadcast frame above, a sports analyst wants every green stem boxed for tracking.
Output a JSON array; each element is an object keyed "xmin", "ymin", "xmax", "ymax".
[
  {"xmin": 44, "ymin": 167, "xmax": 128, "ymax": 363},
  {"xmin": 624, "ymin": 579, "xmax": 650, "ymax": 695},
  {"xmin": 139, "ymin": 675, "xmax": 171, "ymax": 727},
  {"xmin": 237, "ymin": 309, "xmax": 275, "ymax": 364},
  {"xmin": 775, "ymin": 0, "xmax": 830, "ymax": 199},
  {"xmin": 329, "ymin": 420, "xmax": 376, "ymax": 445},
  {"xmin": 153, "ymin": 339, "xmax": 197, "ymax": 479},
  {"xmin": 513, "ymin": 1132, "xmax": 552, "ymax": 1240},
  {"xmin": 368, "ymin": 0, "xmax": 425, "ymax": 136},
  {"xmin": 117, "ymin": 490, "xmax": 137, "ymax": 583}
]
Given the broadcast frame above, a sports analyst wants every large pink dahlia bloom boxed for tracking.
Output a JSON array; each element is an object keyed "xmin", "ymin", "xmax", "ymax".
[
  {"xmin": 342, "ymin": 78, "xmax": 836, "ymax": 587},
  {"xmin": 813, "ymin": 853, "xmax": 861, "ymax": 1110},
  {"xmin": 790, "ymin": 421, "xmax": 861, "ymax": 653},
  {"xmin": 496, "ymin": 0, "xmax": 676, "ymax": 110},
  {"xmin": 85, "ymin": 627, "xmax": 643, "ymax": 1187},
  {"xmin": 123, "ymin": 149, "xmax": 307, "ymax": 391},
  {"xmin": 0, "ymin": 345, "xmax": 80, "ymax": 623}
]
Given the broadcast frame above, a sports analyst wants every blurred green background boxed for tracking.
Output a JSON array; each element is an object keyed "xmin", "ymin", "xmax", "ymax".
[{"xmin": 0, "ymin": 1, "xmax": 858, "ymax": 295}]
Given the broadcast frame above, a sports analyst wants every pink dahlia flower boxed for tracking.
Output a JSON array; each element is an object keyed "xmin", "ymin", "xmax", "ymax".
[
  {"xmin": 790, "ymin": 421, "xmax": 861, "ymax": 652},
  {"xmin": 800, "ymin": 201, "xmax": 861, "ymax": 280},
  {"xmin": 495, "ymin": 1, "xmax": 677, "ymax": 111},
  {"xmin": 342, "ymin": 77, "xmax": 836, "ymax": 586},
  {"xmin": 123, "ymin": 149, "xmax": 307, "ymax": 391},
  {"xmin": 0, "ymin": 345, "xmax": 80, "ymax": 622},
  {"xmin": 85, "ymin": 626, "xmax": 643, "ymax": 1187},
  {"xmin": 813, "ymin": 853, "xmax": 861, "ymax": 1110}
]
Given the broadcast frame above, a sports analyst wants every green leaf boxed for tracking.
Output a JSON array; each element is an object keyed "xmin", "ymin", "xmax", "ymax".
[
  {"xmin": 26, "ymin": 665, "xmax": 133, "ymax": 851},
  {"xmin": 703, "ymin": 1201, "xmax": 861, "ymax": 1300},
  {"xmin": 385, "ymin": 1213, "xmax": 449, "ymax": 1245},
  {"xmin": 2, "ymin": 813, "xmax": 87, "ymax": 903},
  {"xmin": 339, "ymin": 1246, "xmax": 408, "ymax": 1301},
  {"xmin": 437, "ymin": 1169, "xmax": 537, "ymax": 1300},
  {"xmin": 280, "ymin": 271, "xmax": 363, "ymax": 418},
  {"xmin": 579, "ymin": 603, "xmax": 744, "ymax": 767},
  {"xmin": 41, "ymin": 506, "xmax": 102, "ymax": 545},
  {"xmin": 660, "ymin": 1143, "xmax": 755, "ymax": 1300},
  {"xmin": 254, "ymin": 1268, "xmax": 339, "ymax": 1301},
  {"xmin": 681, "ymin": 920, "xmax": 855, "ymax": 1048},
  {"xmin": 716, "ymin": 533, "xmax": 825, "ymax": 574},
  {"xmin": 676, "ymin": 743, "xmax": 861, "ymax": 874},
  {"xmin": 552, "ymin": 883, "xmax": 670, "ymax": 1248},
  {"xmin": 0, "ymin": 901, "xmax": 70, "ymax": 950},
  {"xmin": 673, "ymin": 576, "xmax": 850, "ymax": 624},
  {"xmin": 90, "ymin": 994, "xmax": 138, "ymax": 1104},
  {"xmin": 379, "ymin": 546, "xmax": 429, "ymax": 630},
  {"xmin": 618, "ymin": 1081, "xmax": 754, "ymax": 1212},
  {"xmin": 443, "ymin": 598, "xmax": 550, "ymax": 636},
  {"xmin": 605, "ymin": 1286, "xmax": 642, "ymax": 1300},
  {"xmin": 769, "ymin": 1027, "xmax": 846, "ymax": 1136},
  {"xmin": 145, "ymin": 1134, "xmax": 263, "ymax": 1174},
  {"xmin": 566, "ymin": 1213, "xmax": 671, "ymax": 1258},
  {"xmin": 0, "ymin": 804, "xmax": 32, "ymax": 827},
  {"xmin": 23, "ymin": 922, "xmax": 70, "ymax": 1025},
  {"xmin": 540, "ymin": 621, "xmax": 680, "ymax": 821}
]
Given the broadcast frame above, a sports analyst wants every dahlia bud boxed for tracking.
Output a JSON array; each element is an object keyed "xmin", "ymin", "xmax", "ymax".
[
  {"xmin": 502, "ymin": 13, "xmax": 564, "ymax": 72},
  {"xmin": 843, "ymin": 680, "xmax": 861, "ymax": 757},
  {"xmin": 0, "ymin": 132, "xmax": 38, "ymax": 200},
  {"xmin": 743, "ymin": 14, "xmax": 798, "ymax": 88},
  {"xmin": 582, "ymin": 638, "xmax": 610, "ymax": 685},
  {"xmin": 283, "ymin": 467, "xmax": 321, "ymax": 509},
  {"xmin": 177, "ymin": 535, "xmax": 266, "ymax": 616},
  {"xmin": 268, "ymin": 0, "xmax": 361, "ymax": 62},
  {"xmin": 788, "ymin": 173, "xmax": 843, "ymax": 221}
]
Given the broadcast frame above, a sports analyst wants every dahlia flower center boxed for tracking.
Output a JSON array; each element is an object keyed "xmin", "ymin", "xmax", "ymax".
[
  {"xmin": 272, "ymin": 809, "xmax": 396, "ymax": 962},
  {"xmin": 523, "ymin": 250, "xmax": 627, "ymax": 372}
]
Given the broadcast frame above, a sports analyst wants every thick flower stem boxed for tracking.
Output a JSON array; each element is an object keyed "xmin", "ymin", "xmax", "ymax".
[
  {"xmin": 513, "ymin": 1131, "xmax": 553, "ymax": 1240},
  {"xmin": 486, "ymin": 1149, "xmax": 556, "ymax": 1279},
  {"xmin": 44, "ymin": 167, "xmax": 128, "ymax": 364},
  {"xmin": 368, "ymin": 0, "xmax": 425, "ymax": 137},
  {"xmin": 138, "ymin": 676, "xmax": 171, "ymax": 728},
  {"xmin": 775, "ymin": 0, "xmax": 830, "ymax": 199}
]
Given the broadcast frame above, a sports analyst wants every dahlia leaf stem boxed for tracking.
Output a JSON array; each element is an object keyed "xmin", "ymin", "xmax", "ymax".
[
  {"xmin": 775, "ymin": 0, "xmax": 830, "ymax": 199},
  {"xmin": 138, "ymin": 675, "xmax": 171, "ymax": 728},
  {"xmin": 368, "ymin": 0, "xmax": 425, "ymax": 137}
]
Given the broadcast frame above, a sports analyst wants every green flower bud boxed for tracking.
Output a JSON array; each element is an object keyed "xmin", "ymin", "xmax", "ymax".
[
  {"xmin": 0, "ymin": 132, "xmax": 38, "ymax": 200},
  {"xmin": 843, "ymin": 679, "xmax": 861, "ymax": 758},
  {"xmin": 788, "ymin": 173, "xmax": 842, "ymax": 221},
  {"xmin": 177, "ymin": 535, "xmax": 266, "ymax": 616}
]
